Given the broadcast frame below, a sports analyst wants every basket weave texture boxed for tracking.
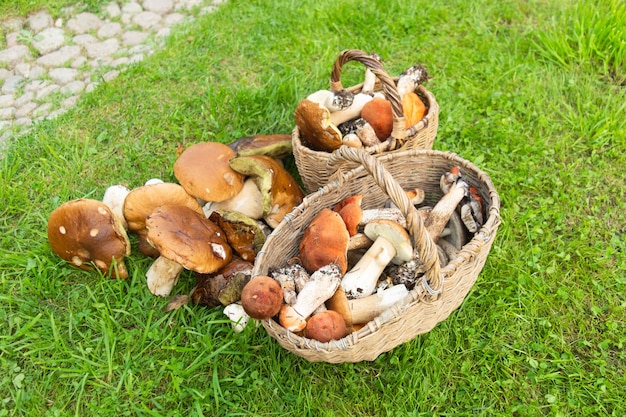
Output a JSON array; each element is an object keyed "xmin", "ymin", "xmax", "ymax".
[
  {"xmin": 292, "ymin": 49, "xmax": 439, "ymax": 193},
  {"xmin": 252, "ymin": 147, "xmax": 501, "ymax": 363}
]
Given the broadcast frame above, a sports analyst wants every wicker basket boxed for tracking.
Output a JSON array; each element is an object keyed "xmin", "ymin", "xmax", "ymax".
[
  {"xmin": 252, "ymin": 147, "xmax": 501, "ymax": 363},
  {"xmin": 292, "ymin": 49, "xmax": 439, "ymax": 193}
]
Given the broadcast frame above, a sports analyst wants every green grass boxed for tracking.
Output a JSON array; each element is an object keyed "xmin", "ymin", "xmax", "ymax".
[{"xmin": 1, "ymin": 0, "xmax": 625, "ymax": 415}]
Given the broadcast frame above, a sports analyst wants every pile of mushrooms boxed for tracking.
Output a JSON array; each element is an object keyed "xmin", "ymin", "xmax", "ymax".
[
  {"xmin": 240, "ymin": 165, "xmax": 485, "ymax": 342},
  {"xmin": 294, "ymin": 55, "xmax": 430, "ymax": 152},
  {"xmin": 47, "ymin": 134, "xmax": 304, "ymax": 331}
]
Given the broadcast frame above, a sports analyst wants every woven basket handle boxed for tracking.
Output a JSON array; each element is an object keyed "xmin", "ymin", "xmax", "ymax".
[
  {"xmin": 329, "ymin": 146, "xmax": 443, "ymax": 293},
  {"xmin": 329, "ymin": 49, "xmax": 407, "ymax": 146}
]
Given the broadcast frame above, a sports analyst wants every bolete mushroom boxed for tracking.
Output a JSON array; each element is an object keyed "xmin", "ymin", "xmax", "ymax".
[
  {"xmin": 341, "ymin": 219, "xmax": 413, "ymax": 299},
  {"xmin": 240, "ymin": 275, "xmax": 284, "ymax": 320},
  {"xmin": 425, "ymin": 166, "xmax": 470, "ymax": 241},
  {"xmin": 145, "ymin": 205, "xmax": 232, "ymax": 297},
  {"xmin": 294, "ymin": 99, "xmax": 343, "ymax": 152},
  {"xmin": 47, "ymin": 199, "xmax": 131, "ymax": 279},
  {"xmin": 173, "ymin": 142, "xmax": 245, "ymax": 203},
  {"xmin": 102, "ymin": 184, "xmax": 130, "ymax": 229},
  {"xmin": 333, "ymin": 194, "xmax": 363, "ymax": 237},
  {"xmin": 306, "ymin": 89, "xmax": 355, "ymax": 112},
  {"xmin": 327, "ymin": 284, "xmax": 410, "ymax": 326},
  {"xmin": 229, "ymin": 154, "xmax": 304, "ymax": 228},
  {"xmin": 298, "ymin": 208, "xmax": 350, "ymax": 274},
  {"xmin": 360, "ymin": 97, "xmax": 394, "ymax": 140},
  {"xmin": 203, "ymin": 178, "xmax": 264, "ymax": 220},
  {"xmin": 304, "ymin": 310, "xmax": 348, "ymax": 342},
  {"xmin": 228, "ymin": 134, "xmax": 293, "ymax": 159},
  {"xmin": 208, "ymin": 210, "xmax": 267, "ymax": 262}
]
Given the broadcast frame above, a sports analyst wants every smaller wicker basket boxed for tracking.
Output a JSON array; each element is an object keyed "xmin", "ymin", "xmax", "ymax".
[
  {"xmin": 253, "ymin": 147, "xmax": 501, "ymax": 363},
  {"xmin": 292, "ymin": 49, "xmax": 439, "ymax": 193}
]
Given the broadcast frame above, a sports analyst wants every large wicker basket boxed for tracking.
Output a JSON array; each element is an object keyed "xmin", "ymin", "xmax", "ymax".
[
  {"xmin": 252, "ymin": 147, "xmax": 501, "ymax": 363},
  {"xmin": 292, "ymin": 49, "xmax": 439, "ymax": 193}
]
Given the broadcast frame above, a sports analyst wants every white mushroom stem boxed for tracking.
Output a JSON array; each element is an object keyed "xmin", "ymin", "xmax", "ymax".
[
  {"xmin": 341, "ymin": 236, "xmax": 397, "ymax": 299},
  {"xmin": 356, "ymin": 121, "xmax": 379, "ymax": 147},
  {"xmin": 330, "ymin": 93, "xmax": 375, "ymax": 126},
  {"xmin": 202, "ymin": 178, "xmax": 264, "ymax": 220},
  {"xmin": 360, "ymin": 207, "xmax": 406, "ymax": 227},
  {"xmin": 144, "ymin": 178, "xmax": 164, "ymax": 186},
  {"xmin": 272, "ymin": 271, "xmax": 297, "ymax": 305},
  {"xmin": 279, "ymin": 264, "xmax": 342, "ymax": 332},
  {"xmin": 223, "ymin": 303, "xmax": 250, "ymax": 333},
  {"xmin": 102, "ymin": 184, "xmax": 130, "ymax": 229},
  {"xmin": 342, "ymin": 133, "xmax": 363, "ymax": 148},
  {"xmin": 425, "ymin": 176, "xmax": 469, "ymax": 241},
  {"xmin": 307, "ymin": 90, "xmax": 354, "ymax": 112},
  {"xmin": 348, "ymin": 284, "xmax": 409, "ymax": 324},
  {"xmin": 146, "ymin": 256, "xmax": 183, "ymax": 297}
]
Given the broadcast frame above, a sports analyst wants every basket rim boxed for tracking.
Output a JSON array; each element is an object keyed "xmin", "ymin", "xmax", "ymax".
[{"xmin": 253, "ymin": 148, "xmax": 501, "ymax": 356}]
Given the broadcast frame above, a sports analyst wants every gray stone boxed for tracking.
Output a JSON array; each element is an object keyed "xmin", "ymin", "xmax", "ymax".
[
  {"xmin": 85, "ymin": 39, "xmax": 120, "ymax": 58},
  {"xmin": 1, "ymin": 75, "xmax": 25, "ymax": 94},
  {"xmin": 175, "ymin": 0, "xmax": 203, "ymax": 11},
  {"xmin": 103, "ymin": 70, "xmax": 120, "ymax": 82},
  {"xmin": 0, "ymin": 95, "xmax": 15, "ymax": 107},
  {"xmin": 72, "ymin": 34, "xmax": 98, "ymax": 45},
  {"xmin": 29, "ymin": 66, "xmax": 47, "ymax": 79},
  {"xmin": 36, "ymin": 45, "xmax": 82, "ymax": 67},
  {"xmin": 71, "ymin": 56, "xmax": 88, "ymax": 69},
  {"xmin": 49, "ymin": 68, "xmax": 79, "ymax": 85},
  {"xmin": 129, "ymin": 53, "xmax": 145, "ymax": 64},
  {"xmin": 122, "ymin": 31, "xmax": 149, "ymax": 46},
  {"xmin": 122, "ymin": 2, "xmax": 144, "ymax": 14},
  {"xmin": 24, "ymin": 79, "xmax": 48, "ymax": 93},
  {"xmin": 164, "ymin": 13, "xmax": 185, "ymax": 26},
  {"xmin": 60, "ymin": 80, "xmax": 85, "ymax": 95},
  {"xmin": 142, "ymin": 0, "xmax": 174, "ymax": 14},
  {"xmin": 28, "ymin": 11, "xmax": 54, "ymax": 33},
  {"xmin": 2, "ymin": 18, "xmax": 25, "ymax": 32},
  {"xmin": 15, "ymin": 102, "xmax": 37, "ymax": 118},
  {"xmin": 5, "ymin": 32, "xmax": 20, "ymax": 48},
  {"xmin": 0, "ymin": 69, "xmax": 13, "ymax": 81},
  {"xmin": 33, "ymin": 103, "xmax": 52, "ymax": 118},
  {"xmin": 66, "ymin": 12, "xmax": 104, "ymax": 34},
  {"xmin": 14, "ymin": 91, "xmax": 35, "ymax": 107},
  {"xmin": 36, "ymin": 84, "xmax": 60, "ymax": 100},
  {"xmin": 106, "ymin": 2, "xmax": 122, "ymax": 18},
  {"xmin": 97, "ymin": 22, "xmax": 122, "ymax": 38},
  {"xmin": 14, "ymin": 117, "xmax": 33, "ymax": 126},
  {"xmin": 31, "ymin": 27, "xmax": 66, "ymax": 54},
  {"xmin": 133, "ymin": 11, "xmax": 162, "ymax": 29},
  {"xmin": 0, "ymin": 107, "xmax": 16, "ymax": 120},
  {"xmin": 0, "ymin": 45, "xmax": 32, "ymax": 70},
  {"xmin": 111, "ymin": 57, "xmax": 130, "ymax": 67}
]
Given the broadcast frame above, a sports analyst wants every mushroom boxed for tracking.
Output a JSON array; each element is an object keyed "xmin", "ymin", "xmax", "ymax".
[
  {"xmin": 229, "ymin": 154, "xmax": 305, "ymax": 228},
  {"xmin": 328, "ymin": 284, "xmax": 410, "ymax": 326},
  {"xmin": 278, "ymin": 263, "xmax": 343, "ymax": 332},
  {"xmin": 102, "ymin": 184, "xmax": 130, "ymax": 229},
  {"xmin": 330, "ymin": 93, "xmax": 377, "ymax": 127},
  {"xmin": 304, "ymin": 310, "xmax": 348, "ymax": 342},
  {"xmin": 294, "ymin": 99, "xmax": 343, "ymax": 152},
  {"xmin": 227, "ymin": 134, "xmax": 293, "ymax": 159},
  {"xmin": 203, "ymin": 178, "xmax": 264, "ymax": 220},
  {"xmin": 123, "ymin": 182, "xmax": 203, "ymax": 257},
  {"xmin": 223, "ymin": 303, "xmax": 251, "ymax": 333},
  {"xmin": 145, "ymin": 205, "xmax": 232, "ymax": 297},
  {"xmin": 173, "ymin": 142, "xmax": 245, "ymax": 203},
  {"xmin": 341, "ymin": 219, "xmax": 413, "ymax": 299},
  {"xmin": 208, "ymin": 210, "xmax": 267, "ymax": 262},
  {"xmin": 192, "ymin": 258, "xmax": 253, "ymax": 307},
  {"xmin": 360, "ymin": 97, "xmax": 394, "ymax": 140},
  {"xmin": 47, "ymin": 199, "xmax": 131, "ymax": 279},
  {"xmin": 460, "ymin": 186, "xmax": 485, "ymax": 234},
  {"xmin": 298, "ymin": 208, "xmax": 350, "ymax": 274},
  {"xmin": 425, "ymin": 166, "xmax": 470, "ymax": 241},
  {"xmin": 396, "ymin": 64, "xmax": 430, "ymax": 98},
  {"xmin": 333, "ymin": 194, "xmax": 363, "ymax": 237},
  {"xmin": 240, "ymin": 275, "xmax": 284, "ymax": 320},
  {"xmin": 306, "ymin": 89, "xmax": 355, "ymax": 112}
]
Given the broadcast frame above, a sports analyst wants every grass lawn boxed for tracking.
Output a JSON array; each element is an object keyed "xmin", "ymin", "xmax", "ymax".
[{"xmin": 1, "ymin": 0, "xmax": 625, "ymax": 415}]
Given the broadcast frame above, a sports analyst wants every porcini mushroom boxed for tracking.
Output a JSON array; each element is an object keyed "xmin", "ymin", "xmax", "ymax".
[
  {"xmin": 360, "ymin": 97, "xmax": 394, "ymax": 140},
  {"xmin": 208, "ymin": 210, "xmax": 267, "ymax": 262},
  {"xmin": 145, "ymin": 205, "xmax": 232, "ymax": 297},
  {"xmin": 240, "ymin": 275, "xmax": 284, "ymax": 320},
  {"xmin": 203, "ymin": 178, "xmax": 264, "ymax": 220},
  {"xmin": 333, "ymin": 194, "xmax": 363, "ymax": 237},
  {"xmin": 306, "ymin": 89, "xmax": 355, "ymax": 112},
  {"xmin": 341, "ymin": 219, "xmax": 413, "ymax": 299},
  {"xmin": 460, "ymin": 186, "xmax": 485, "ymax": 233},
  {"xmin": 229, "ymin": 154, "xmax": 304, "ymax": 228},
  {"xmin": 396, "ymin": 65, "xmax": 430, "ymax": 98},
  {"xmin": 228, "ymin": 134, "xmax": 293, "ymax": 159},
  {"xmin": 173, "ymin": 142, "xmax": 245, "ymax": 203},
  {"xmin": 47, "ymin": 199, "xmax": 131, "ymax": 279},
  {"xmin": 425, "ymin": 166, "xmax": 470, "ymax": 241},
  {"xmin": 223, "ymin": 303, "xmax": 251, "ymax": 333},
  {"xmin": 294, "ymin": 99, "xmax": 343, "ymax": 152},
  {"xmin": 304, "ymin": 310, "xmax": 348, "ymax": 342},
  {"xmin": 298, "ymin": 208, "xmax": 350, "ymax": 274},
  {"xmin": 278, "ymin": 263, "xmax": 342, "ymax": 332},
  {"xmin": 102, "ymin": 184, "xmax": 130, "ymax": 229}
]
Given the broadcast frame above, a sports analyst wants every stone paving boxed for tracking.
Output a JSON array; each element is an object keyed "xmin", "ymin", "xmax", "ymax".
[{"xmin": 0, "ymin": 0, "xmax": 225, "ymax": 151}]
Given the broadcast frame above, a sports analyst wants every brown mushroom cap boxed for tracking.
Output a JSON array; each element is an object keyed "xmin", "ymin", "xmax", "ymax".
[
  {"xmin": 298, "ymin": 208, "xmax": 350, "ymax": 274},
  {"xmin": 123, "ymin": 182, "xmax": 203, "ymax": 257},
  {"xmin": 174, "ymin": 142, "xmax": 245, "ymax": 202},
  {"xmin": 294, "ymin": 99, "xmax": 343, "ymax": 152},
  {"xmin": 305, "ymin": 310, "xmax": 348, "ymax": 342},
  {"xmin": 146, "ymin": 205, "xmax": 232, "ymax": 274},
  {"xmin": 360, "ymin": 97, "xmax": 394, "ymax": 140},
  {"xmin": 240, "ymin": 275, "xmax": 284, "ymax": 320},
  {"xmin": 47, "ymin": 199, "xmax": 130, "ymax": 279}
]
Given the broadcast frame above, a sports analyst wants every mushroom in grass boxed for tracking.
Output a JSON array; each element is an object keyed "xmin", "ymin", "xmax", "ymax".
[
  {"xmin": 279, "ymin": 263, "xmax": 343, "ymax": 332},
  {"xmin": 240, "ymin": 275, "xmax": 284, "ymax": 320},
  {"xmin": 304, "ymin": 310, "xmax": 348, "ymax": 342},
  {"xmin": 294, "ymin": 99, "xmax": 343, "ymax": 152},
  {"xmin": 229, "ymin": 154, "xmax": 305, "ymax": 228},
  {"xmin": 145, "ymin": 205, "xmax": 232, "ymax": 297},
  {"xmin": 298, "ymin": 208, "xmax": 350, "ymax": 274},
  {"xmin": 102, "ymin": 184, "xmax": 130, "ymax": 229},
  {"xmin": 123, "ymin": 182, "xmax": 203, "ymax": 257},
  {"xmin": 341, "ymin": 219, "xmax": 413, "ymax": 299},
  {"xmin": 47, "ymin": 199, "xmax": 131, "ymax": 279},
  {"xmin": 174, "ymin": 142, "xmax": 245, "ymax": 203},
  {"xmin": 228, "ymin": 134, "xmax": 294, "ymax": 159},
  {"xmin": 192, "ymin": 258, "xmax": 253, "ymax": 307}
]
